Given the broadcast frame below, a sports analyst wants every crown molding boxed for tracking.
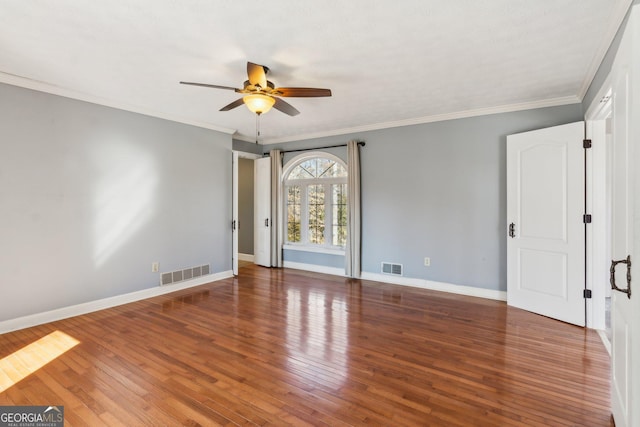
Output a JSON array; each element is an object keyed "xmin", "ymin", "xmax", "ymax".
[
  {"xmin": 259, "ymin": 95, "xmax": 581, "ymax": 144},
  {"xmin": 576, "ymin": 0, "xmax": 634, "ymax": 100},
  {"xmin": 0, "ymin": 71, "xmax": 236, "ymax": 135},
  {"xmin": 1, "ymin": 70, "xmax": 581, "ymax": 145}
]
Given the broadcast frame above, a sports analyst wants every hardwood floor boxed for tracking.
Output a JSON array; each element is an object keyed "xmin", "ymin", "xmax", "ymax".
[{"xmin": 0, "ymin": 265, "xmax": 611, "ymax": 426}]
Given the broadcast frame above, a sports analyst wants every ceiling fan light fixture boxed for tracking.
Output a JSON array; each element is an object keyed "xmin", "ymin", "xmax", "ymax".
[{"xmin": 243, "ymin": 94, "xmax": 275, "ymax": 115}]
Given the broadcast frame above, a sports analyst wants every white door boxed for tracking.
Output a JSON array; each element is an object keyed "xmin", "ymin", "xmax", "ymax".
[
  {"xmin": 507, "ymin": 122, "xmax": 585, "ymax": 326},
  {"xmin": 610, "ymin": 8, "xmax": 637, "ymax": 425},
  {"xmin": 232, "ymin": 152, "xmax": 239, "ymax": 275},
  {"xmin": 254, "ymin": 157, "xmax": 271, "ymax": 267}
]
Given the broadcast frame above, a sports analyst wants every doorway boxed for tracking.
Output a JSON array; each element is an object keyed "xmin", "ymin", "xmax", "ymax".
[
  {"xmin": 585, "ymin": 87, "xmax": 613, "ymax": 343},
  {"xmin": 238, "ymin": 157, "xmax": 255, "ymax": 264},
  {"xmin": 232, "ymin": 151, "xmax": 261, "ymax": 275}
]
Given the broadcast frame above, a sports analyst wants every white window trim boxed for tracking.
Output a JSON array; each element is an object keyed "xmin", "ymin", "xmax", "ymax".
[
  {"xmin": 283, "ymin": 244, "xmax": 345, "ymax": 256},
  {"xmin": 283, "ymin": 152, "xmax": 347, "ymax": 251}
]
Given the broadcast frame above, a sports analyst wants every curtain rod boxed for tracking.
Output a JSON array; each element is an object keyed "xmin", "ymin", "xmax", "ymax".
[{"xmin": 264, "ymin": 141, "xmax": 365, "ymax": 156}]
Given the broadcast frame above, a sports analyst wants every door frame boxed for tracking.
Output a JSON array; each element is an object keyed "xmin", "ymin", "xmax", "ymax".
[
  {"xmin": 232, "ymin": 150, "xmax": 262, "ymax": 275},
  {"xmin": 585, "ymin": 76, "xmax": 614, "ymax": 333}
]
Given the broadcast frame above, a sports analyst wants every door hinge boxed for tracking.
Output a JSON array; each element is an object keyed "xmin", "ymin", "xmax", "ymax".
[
  {"xmin": 583, "ymin": 289, "xmax": 592, "ymax": 299},
  {"xmin": 583, "ymin": 214, "xmax": 592, "ymax": 224},
  {"xmin": 583, "ymin": 139, "xmax": 592, "ymax": 149}
]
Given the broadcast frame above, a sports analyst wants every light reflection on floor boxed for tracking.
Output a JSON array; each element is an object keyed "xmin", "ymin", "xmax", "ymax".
[
  {"xmin": 286, "ymin": 287, "xmax": 349, "ymax": 387},
  {"xmin": 0, "ymin": 330, "xmax": 80, "ymax": 392}
]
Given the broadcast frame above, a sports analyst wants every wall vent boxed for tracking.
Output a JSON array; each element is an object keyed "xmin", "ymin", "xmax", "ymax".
[
  {"xmin": 381, "ymin": 262, "xmax": 403, "ymax": 276},
  {"xmin": 161, "ymin": 273, "xmax": 173, "ymax": 286},
  {"xmin": 160, "ymin": 264, "xmax": 210, "ymax": 286},
  {"xmin": 172, "ymin": 270, "xmax": 183, "ymax": 283}
]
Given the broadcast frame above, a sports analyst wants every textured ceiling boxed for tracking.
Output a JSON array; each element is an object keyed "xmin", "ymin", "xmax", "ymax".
[{"xmin": 0, "ymin": 0, "xmax": 631, "ymax": 143}]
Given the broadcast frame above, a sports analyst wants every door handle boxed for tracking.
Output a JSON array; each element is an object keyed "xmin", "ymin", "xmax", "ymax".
[
  {"xmin": 508, "ymin": 222, "xmax": 516, "ymax": 238},
  {"xmin": 610, "ymin": 255, "xmax": 631, "ymax": 299},
  {"xmin": 265, "ymin": 218, "xmax": 270, "ymax": 227}
]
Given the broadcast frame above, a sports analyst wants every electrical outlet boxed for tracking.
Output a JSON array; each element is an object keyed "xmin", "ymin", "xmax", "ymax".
[
  {"xmin": 424, "ymin": 257, "xmax": 431, "ymax": 267},
  {"xmin": 152, "ymin": 262, "xmax": 159, "ymax": 272}
]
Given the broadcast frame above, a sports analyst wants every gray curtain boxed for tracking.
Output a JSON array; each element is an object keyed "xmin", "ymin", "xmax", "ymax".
[
  {"xmin": 270, "ymin": 149, "xmax": 283, "ymax": 267},
  {"xmin": 345, "ymin": 140, "xmax": 362, "ymax": 278}
]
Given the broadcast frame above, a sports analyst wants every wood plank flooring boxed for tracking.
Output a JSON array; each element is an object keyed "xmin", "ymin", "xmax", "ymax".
[{"xmin": 0, "ymin": 265, "xmax": 612, "ymax": 426}]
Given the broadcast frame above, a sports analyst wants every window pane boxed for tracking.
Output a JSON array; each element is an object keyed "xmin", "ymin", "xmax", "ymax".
[
  {"xmin": 286, "ymin": 157, "xmax": 347, "ymax": 180},
  {"xmin": 288, "ymin": 164, "xmax": 314, "ymax": 180},
  {"xmin": 308, "ymin": 184, "xmax": 325, "ymax": 244},
  {"xmin": 332, "ymin": 184, "xmax": 347, "ymax": 246},
  {"xmin": 325, "ymin": 162, "xmax": 348, "ymax": 178},
  {"xmin": 316, "ymin": 158, "xmax": 335, "ymax": 177},
  {"xmin": 287, "ymin": 186, "xmax": 301, "ymax": 242}
]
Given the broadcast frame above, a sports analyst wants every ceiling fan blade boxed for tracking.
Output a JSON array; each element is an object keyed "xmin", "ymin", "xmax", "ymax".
[
  {"xmin": 247, "ymin": 62, "xmax": 268, "ymax": 88},
  {"xmin": 220, "ymin": 98, "xmax": 245, "ymax": 111},
  {"xmin": 180, "ymin": 81, "xmax": 240, "ymax": 92},
  {"xmin": 275, "ymin": 87, "xmax": 332, "ymax": 97},
  {"xmin": 273, "ymin": 98, "xmax": 300, "ymax": 116}
]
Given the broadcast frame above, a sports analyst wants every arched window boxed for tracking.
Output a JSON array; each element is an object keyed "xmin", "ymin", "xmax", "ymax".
[{"xmin": 283, "ymin": 153, "xmax": 348, "ymax": 250}]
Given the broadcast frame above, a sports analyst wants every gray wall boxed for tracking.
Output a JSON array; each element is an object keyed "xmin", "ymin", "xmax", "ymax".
[
  {"xmin": 232, "ymin": 138, "xmax": 263, "ymax": 155},
  {"xmin": 0, "ymin": 83, "xmax": 232, "ymax": 322},
  {"xmin": 267, "ymin": 104, "xmax": 584, "ymax": 291},
  {"xmin": 238, "ymin": 158, "xmax": 254, "ymax": 255}
]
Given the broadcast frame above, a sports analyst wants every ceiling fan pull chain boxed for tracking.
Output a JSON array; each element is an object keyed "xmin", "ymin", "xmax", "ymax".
[{"xmin": 255, "ymin": 113, "xmax": 260, "ymax": 144}]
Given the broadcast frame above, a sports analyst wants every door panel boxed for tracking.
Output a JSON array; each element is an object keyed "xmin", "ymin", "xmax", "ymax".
[
  {"xmin": 520, "ymin": 144, "xmax": 567, "ymax": 240},
  {"xmin": 610, "ymin": 12, "xmax": 635, "ymax": 424},
  {"xmin": 519, "ymin": 249, "xmax": 567, "ymax": 297},
  {"xmin": 254, "ymin": 157, "xmax": 271, "ymax": 267},
  {"xmin": 507, "ymin": 122, "xmax": 584, "ymax": 326}
]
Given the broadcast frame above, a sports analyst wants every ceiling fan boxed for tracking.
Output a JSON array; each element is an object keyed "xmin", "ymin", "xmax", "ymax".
[{"xmin": 180, "ymin": 62, "xmax": 332, "ymax": 116}]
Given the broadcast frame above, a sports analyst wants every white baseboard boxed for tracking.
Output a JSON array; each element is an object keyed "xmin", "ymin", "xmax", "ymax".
[
  {"xmin": 360, "ymin": 272, "xmax": 507, "ymax": 301},
  {"xmin": 283, "ymin": 261, "xmax": 346, "ymax": 277},
  {"xmin": 238, "ymin": 253, "xmax": 255, "ymax": 262},
  {"xmin": 596, "ymin": 329, "xmax": 611, "ymax": 356},
  {"xmin": 281, "ymin": 261, "xmax": 506, "ymax": 302},
  {"xmin": 0, "ymin": 270, "xmax": 234, "ymax": 334}
]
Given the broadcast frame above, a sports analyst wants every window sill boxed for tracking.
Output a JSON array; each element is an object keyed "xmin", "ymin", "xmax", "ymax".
[{"xmin": 283, "ymin": 244, "xmax": 345, "ymax": 256}]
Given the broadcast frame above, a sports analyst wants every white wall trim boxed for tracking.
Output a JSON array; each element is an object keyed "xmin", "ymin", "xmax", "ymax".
[
  {"xmin": 0, "ymin": 270, "xmax": 233, "ymax": 334},
  {"xmin": 597, "ymin": 329, "xmax": 612, "ymax": 356},
  {"xmin": 234, "ymin": 151, "xmax": 262, "ymax": 160},
  {"xmin": 1, "ymin": 71, "xmax": 583, "ymax": 147},
  {"xmin": 283, "ymin": 261, "xmax": 346, "ymax": 277},
  {"xmin": 585, "ymin": 74, "xmax": 613, "ymax": 119},
  {"xmin": 255, "ymin": 96, "xmax": 580, "ymax": 145},
  {"xmin": 361, "ymin": 272, "xmax": 507, "ymax": 301},
  {"xmin": 282, "ymin": 261, "xmax": 507, "ymax": 301},
  {"xmin": 0, "ymin": 72, "xmax": 236, "ymax": 135},
  {"xmin": 238, "ymin": 253, "xmax": 255, "ymax": 262},
  {"xmin": 576, "ymin": 0, "xmax": 634, "ymax": 100},
  {"xmin": 283, "ymin": 244, "xmax": 345, "ymax": 256},
  {"xmin": 584, "ymin": 65, "xmax": 614, "ymax": 331}
]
